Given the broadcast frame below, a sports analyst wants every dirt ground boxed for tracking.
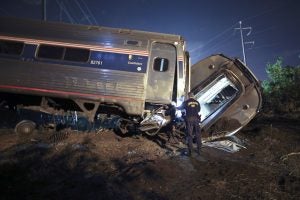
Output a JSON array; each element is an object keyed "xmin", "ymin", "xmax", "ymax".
[{"xmin": 0, "ymin": 115, "xmax": 299, "ymax": 200}]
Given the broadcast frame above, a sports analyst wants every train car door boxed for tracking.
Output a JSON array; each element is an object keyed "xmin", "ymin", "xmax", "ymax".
[{"xmin": 145, "ymin": 42, "xmax": 177, "ymax": 103}]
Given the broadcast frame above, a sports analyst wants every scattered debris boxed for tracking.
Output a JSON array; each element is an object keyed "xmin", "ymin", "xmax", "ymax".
[
  {"xmin": 280, "ymin": 152, "xmax": 300, "ymax": 161},
  {"xmin": 203, "ymin": 136, "xmax": 246, "ymax": 153}
]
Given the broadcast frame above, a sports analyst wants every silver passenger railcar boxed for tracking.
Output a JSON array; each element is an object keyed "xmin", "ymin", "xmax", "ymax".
[{"xmin": 0, "ymin": 17, "xmax": 262, "ymax": 136}]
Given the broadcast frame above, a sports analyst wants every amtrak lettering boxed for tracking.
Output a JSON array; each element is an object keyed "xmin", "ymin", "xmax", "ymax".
[{"xmin": 128, "ymin": 61, "xmax": 143, "ymax": 66}]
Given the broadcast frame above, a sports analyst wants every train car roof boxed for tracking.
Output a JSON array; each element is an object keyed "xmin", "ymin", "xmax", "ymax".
[{"xmin": 0, "ymin": 17, "xmax": 184, "ymax": 46}]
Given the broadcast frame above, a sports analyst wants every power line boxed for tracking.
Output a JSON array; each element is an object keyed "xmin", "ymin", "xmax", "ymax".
[
  {"xmin": 63, "ymin": 0, "xmax": 81, "ymax": 24},
  {"xmin": 191, "ymin": 33, "xmax": 238, "ymax": 61},
  {"xmin": 241, "ymin": 7, "xmax": 279, "ymax": 22},
  {"xmin": 251, "ymin": 26, "xmax": 277, "ymax": 36},
  {"xmin": 250, "ymin": 43, "xmax": 280, "ymax": 50},
  {"xmin": 80, "ymin": 0, "xmax": 98, "ymax": 25},
  {"xmin": 55, "ymin": 0, "xmax": 98, "ymax": 26},
  {"xmin": 42, "ymin": 0, "xmax": 46, "ymax": 21},
  {"xmin": 189, "ymin": 22, "xmax": 238, "ymax": 54},
  {"xmin": 55, "ymin": 0, "xmax": 76, "ymax": 24},
  {"xmin": 74, "ymin": 0, "xmax": 93, "ymax": 25}
]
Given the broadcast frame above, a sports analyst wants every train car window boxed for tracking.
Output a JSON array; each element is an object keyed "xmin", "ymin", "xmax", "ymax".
[
  {"xmin": 37, "ymin": 45, "xmax": 64, "ymax": 60},
  {"xmin": 153, "ymin": 57, "xmax": 169, "ymax": 72},
  {"xmin": 195, "ymin": 75, "xmax": 239, "ymax": 121},
  {"xmin": 0, "ymin": 40, "xmax": 24, "ymax": 55},
  {"xmin": 64, "ymin": 47, "xmax": 90, "ymax": 62}
]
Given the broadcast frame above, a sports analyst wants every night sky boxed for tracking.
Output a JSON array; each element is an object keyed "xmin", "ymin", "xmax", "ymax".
[{"xmin": 1, "ymin": 0, "xmax": 300, "ymax": 80}]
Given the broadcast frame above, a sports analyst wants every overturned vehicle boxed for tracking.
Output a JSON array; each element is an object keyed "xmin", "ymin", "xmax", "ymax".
[{"xmin": 0, "ymin": 17, "xmax": 262, "ymax": 136}]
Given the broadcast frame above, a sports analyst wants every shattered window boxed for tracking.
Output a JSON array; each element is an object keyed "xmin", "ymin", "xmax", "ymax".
[
  {"xmin": 195, "ymin": 75, "xmax": 239, "ymax": 121},
  {"xmin": 0, "ymin": 40, "xmax": 24, "ymax": 55},
  {"xmin": 153, "ymin": 57, "xmax": 169, "ymax": 72}
]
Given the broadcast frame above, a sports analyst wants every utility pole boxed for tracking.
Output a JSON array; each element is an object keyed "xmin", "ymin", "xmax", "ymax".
[
  {"xmin": 235, "ymin": 21, "xmax": 254, "ymax": 65},
  {"xmin": 43, "ymin": 0, "xmax": 47, "ymax": 21}
]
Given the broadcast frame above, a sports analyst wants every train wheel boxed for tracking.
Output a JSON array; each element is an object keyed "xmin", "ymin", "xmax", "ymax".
[
  {"xmin": 15, "ymin": 120, "xmax": 36, "ymax": 135},
  {"xmin": 77, "ymin": 117, "xmax": 89, "ymax": 131}
]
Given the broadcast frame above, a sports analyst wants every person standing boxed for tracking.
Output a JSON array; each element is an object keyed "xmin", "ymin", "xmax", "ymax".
[
  {"xmin": 164, "ymin": 102, "xmax": 178, "ymax": 143},
  {"xmin": 178, "ymin": 92, "xmax": 201, "ymax": 156}
]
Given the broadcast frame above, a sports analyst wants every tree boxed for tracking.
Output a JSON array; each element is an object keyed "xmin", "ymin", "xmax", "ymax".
[{"xmin": 262, "ymin": 58, "xmax": 300, "ymax": 114}]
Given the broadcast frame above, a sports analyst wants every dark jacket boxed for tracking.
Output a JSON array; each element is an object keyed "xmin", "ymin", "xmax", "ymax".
[{"xmin": 178, "ymin": 98, "xmax": 200, "ymax": 120}]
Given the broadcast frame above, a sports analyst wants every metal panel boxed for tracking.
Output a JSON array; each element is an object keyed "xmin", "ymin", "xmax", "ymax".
[
  {"xmin": 0, "ymin": 17, "xmax": 182, "ymax": 52},
  {"xmin": 145, "ymin": 42, "xmax": 176, "ymax": 103},
  {"xmin": 0, "ymin": 59, "xmax": 146, "ymax": 115},
  {"xmin": 190, "ymin": 54, "xmax": 262, "ymax": 135}
]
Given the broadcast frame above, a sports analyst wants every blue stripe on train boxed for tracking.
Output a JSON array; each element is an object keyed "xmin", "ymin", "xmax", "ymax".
[
  {"xmin": 0, "ymin": 44, "xmax": 148, "ymax": 73},
  {"xmin": 89, "ymin": 51, "xmax": 148, "ymax": 73}
]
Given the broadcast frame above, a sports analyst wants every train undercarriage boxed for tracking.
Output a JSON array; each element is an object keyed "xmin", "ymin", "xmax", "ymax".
[{"xmin": 0, "ymin": 92, "xmax": 174, "ymax": 137}]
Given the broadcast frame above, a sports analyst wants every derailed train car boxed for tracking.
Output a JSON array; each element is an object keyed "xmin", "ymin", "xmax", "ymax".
[{"xmin": 0, "ymin": 17, "xmax": 262, "ymax": 136}]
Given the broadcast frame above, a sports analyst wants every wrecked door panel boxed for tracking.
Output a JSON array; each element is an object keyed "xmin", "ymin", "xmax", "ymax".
[{"xmin": 190, "ymin": 54, "xmax": 262, "ymax": 136}]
